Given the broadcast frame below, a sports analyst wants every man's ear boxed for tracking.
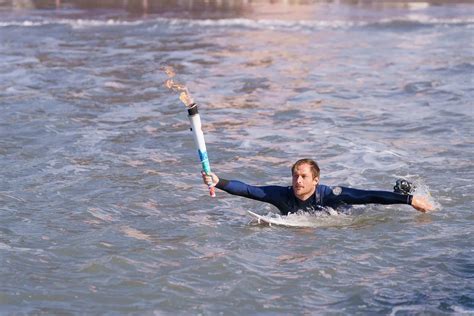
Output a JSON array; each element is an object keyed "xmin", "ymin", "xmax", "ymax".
[{"xmin": 314, "ymin": 177, "xmax": 320, "ymax": 185}]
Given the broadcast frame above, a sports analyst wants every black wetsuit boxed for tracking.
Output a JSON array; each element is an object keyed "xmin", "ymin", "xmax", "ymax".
[{"xmin": 216, "ymin": 179, "xmax": 413, "ymax": 215}]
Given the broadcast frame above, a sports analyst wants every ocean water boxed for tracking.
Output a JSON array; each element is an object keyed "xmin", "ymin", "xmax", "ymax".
[{"xmin": 0, "ymin": 1, "xmax": 473, "ymax": 314}]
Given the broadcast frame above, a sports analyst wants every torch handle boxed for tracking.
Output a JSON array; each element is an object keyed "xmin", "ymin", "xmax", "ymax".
[
  {"xmin": 188, "ymin": 104, "xmax": 216, "ymax": 198},
  {"xmin": 198, "ymin": 149, "xmax": 216, "ymax": 197}
]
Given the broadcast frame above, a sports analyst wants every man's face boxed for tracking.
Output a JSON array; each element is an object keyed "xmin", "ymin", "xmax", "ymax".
[{"xmin": 292, "ymin": 163, "xmax": 319, "ymax": 200}]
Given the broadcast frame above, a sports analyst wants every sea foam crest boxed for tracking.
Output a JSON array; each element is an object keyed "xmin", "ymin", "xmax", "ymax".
[
  {"xmin": 0, "ymin": 18, "xmax": 144, "ymax": 29},
  {"xmin": 1, "ymin": 15, "xmax": 472, "ymax": 30},
  {"xmin": 169, "ymin": 18, "xmax": 364, "ymax": 31},
  {"xmin": 374, "ymin": 15, "xmax": 474, "ymax": 27},
  {"xmin": 160, "ymin": 16, "xmax": 474, "ymax": 31}
]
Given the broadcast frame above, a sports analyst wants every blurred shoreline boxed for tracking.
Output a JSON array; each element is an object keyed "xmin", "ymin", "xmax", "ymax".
[{"xmin": 1, "ymin": 0, "xmax": 472, "ymax": 14}]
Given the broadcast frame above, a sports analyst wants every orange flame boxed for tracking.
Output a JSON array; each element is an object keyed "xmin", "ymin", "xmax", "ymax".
[
  {"xmin": 163, "ymin": 66, "xmax": 194, "ymax": 107},
  {"xmin": 163, "ymin": 65, "xmax": 175, "ymax": 78},
  {"xmin": 179, "ymin": 91, "xmax": 194, "ymax": 107}
]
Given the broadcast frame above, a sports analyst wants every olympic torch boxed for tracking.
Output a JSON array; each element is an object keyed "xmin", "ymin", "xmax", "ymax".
[
  {"xmin": 186, "ymin": 103, "xmax": 216, "ymax": 197},
  {"xmin": 163, "ymin": 66, "xmax": 215, "ymax": 197}
]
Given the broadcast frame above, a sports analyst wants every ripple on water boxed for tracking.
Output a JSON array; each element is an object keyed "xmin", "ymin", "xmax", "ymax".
[{"xmin": 0, "ymin": 2, "xmax": 473, "ymax": 315}]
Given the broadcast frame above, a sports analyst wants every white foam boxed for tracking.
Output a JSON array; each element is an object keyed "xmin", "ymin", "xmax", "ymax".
[
  {"xmin": 410, "ymin": 179, "xmax": 441, "ymax": 211},
  {"xmin": 1, "ymin": 13, "xmax": 472, "ymax": 36},
  {"xmin": 1, "ymin": 16, "xmax": 472, "ymax": 30},
  {"xmin": 404, "ymin": 14, "xmax": 474, "ymax": 25},
  {"xmin": 389, "ymin": 305, "xmax": 427, "ymax": 316},
  {"xmin": 104, "ymin": 81, "xmax": 127, "ymax": 89},
  {"xmin": 162, "ymin": 16, "xmax": 474, "ymax": 32},
  {"xmin": 168, "ymin": 17, "xmax": 364, "ymax": 31},
  {"xmin": 452, "ymin": 305, "xmax": 474, "ymax": 314},
  {"xmin": 0, "ymin": 242, "xmax": 44, "ymax": 254},
  {"xmin": 0, "ymin": 18, "xmax": 144, "ymax": 29}
]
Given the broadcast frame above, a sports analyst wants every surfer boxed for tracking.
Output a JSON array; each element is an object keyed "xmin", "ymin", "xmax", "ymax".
[{"xmin": 201, "ymin": 158, "xmax": 434, "ymax": 214}]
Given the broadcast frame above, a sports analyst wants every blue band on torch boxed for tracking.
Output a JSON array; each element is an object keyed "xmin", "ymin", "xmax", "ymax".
[{"xmin": 198, "ymin": 149, "xmax": 211, "ymax": 174}]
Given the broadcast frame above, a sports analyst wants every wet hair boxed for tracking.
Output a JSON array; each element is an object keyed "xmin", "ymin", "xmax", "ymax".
[{"xmin": 291, "ymin": 159, "xmax": 320, "ymax": 179}]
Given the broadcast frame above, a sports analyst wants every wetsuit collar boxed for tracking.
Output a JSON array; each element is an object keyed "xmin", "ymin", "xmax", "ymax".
[{"xmin": 293, "ymin": 184, "xmax": 318, "ymax": 203}]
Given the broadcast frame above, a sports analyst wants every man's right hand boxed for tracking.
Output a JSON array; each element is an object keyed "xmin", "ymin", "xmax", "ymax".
[{"xmin": 202, "ymin": 171, "xmax": 219, "ymax": 187}]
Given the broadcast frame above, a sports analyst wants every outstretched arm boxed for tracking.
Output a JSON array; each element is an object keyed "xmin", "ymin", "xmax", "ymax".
[
  {"xmin": 202, "ymin": 171, "xmax": 273, "ymax": 200},
  {"xmin": 201, "ymin": 172, "xmax": 289, "ymax": 207},
  {"xmin": 325, "ymin": 187, "xmax": 434, "ymax": 212}
]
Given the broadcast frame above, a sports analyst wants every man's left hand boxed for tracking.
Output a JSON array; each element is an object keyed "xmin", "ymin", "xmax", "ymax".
[{"xmin": 411, "ymin": 195, "xmax": 434, "ymax": 212}]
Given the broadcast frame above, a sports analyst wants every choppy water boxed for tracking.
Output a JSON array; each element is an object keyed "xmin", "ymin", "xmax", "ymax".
[{"xmin": 1, "ymin": 1, "xmax": 473, "ymax": 314}]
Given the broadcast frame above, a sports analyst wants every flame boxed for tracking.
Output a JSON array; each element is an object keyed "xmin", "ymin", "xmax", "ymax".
[
  {"xmin": 163, "ymin": 65, "xmax": 175, "ymax": 78},
  {"xmin": 163, "ymin": 66, "xmax": 194, "ymax": 107},
  {"xmin": 164, "ymin": 78, "xmax": 186, "ymax": 92},
  {"xmin": 179, "ymin": 91, "xmax": 194, "ymax": 107}
]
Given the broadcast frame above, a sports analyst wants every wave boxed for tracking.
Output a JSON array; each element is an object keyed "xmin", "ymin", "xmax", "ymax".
[
  {"xmin": 1, "ymin": 15, "xmax": 472, "ymax": 30},
  {"xmin": 368, "ymin": 15, "xmax": 474, "ymax": 29},
  {"xmin": 0, "ymin": 18, "xmax": 144, "ymax": 29},
  {"xmin": 173, "ymin": 16, "xmax": 474, "ymax": 29}
]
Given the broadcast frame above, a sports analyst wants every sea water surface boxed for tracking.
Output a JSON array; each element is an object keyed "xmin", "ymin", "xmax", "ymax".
[{"xmin": 0, "ymin": 1, "xmax": 473, "ymax": 314}]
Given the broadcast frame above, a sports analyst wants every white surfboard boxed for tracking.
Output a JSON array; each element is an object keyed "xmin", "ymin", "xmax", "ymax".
[
  {"xmin": 248, "ymin": 210, "xmax": 356, "ymax": 228},
  {"xmin": 247, "ymin": 210, "xmax": 309, "ymax": 228}
]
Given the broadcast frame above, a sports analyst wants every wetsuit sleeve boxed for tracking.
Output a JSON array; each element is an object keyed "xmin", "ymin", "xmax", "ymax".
[
  {"xmin": 215, "ymin": 178, "xmax": 287, "ymax": 205},
  {"xmin": 325, "ymin": 187, "xmax": 413, "ymax": 207}
]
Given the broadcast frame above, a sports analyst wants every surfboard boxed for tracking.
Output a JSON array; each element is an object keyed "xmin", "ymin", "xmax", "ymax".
[{"xmin": 247, "ymin": 210, "xmax": 306, "ymax": 227}]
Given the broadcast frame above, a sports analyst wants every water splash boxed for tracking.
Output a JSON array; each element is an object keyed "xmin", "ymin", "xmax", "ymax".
[{"xmin": 411, "ymin": 178, "xmax": 441, "ymax": 211}]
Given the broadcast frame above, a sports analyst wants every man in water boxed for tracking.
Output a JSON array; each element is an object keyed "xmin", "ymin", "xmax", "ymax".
[{"xmin": 202, "ymin": 158, "xmax": 434, "ymax": 214}]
